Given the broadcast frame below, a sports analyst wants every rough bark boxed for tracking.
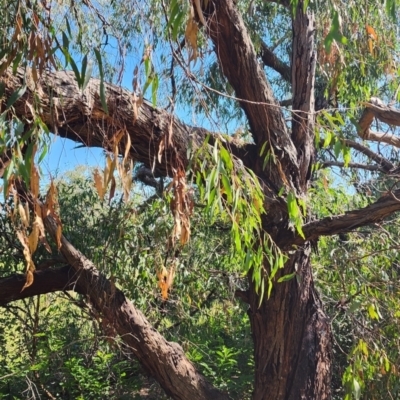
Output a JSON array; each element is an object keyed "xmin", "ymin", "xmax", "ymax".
[
  {"xmin": 34, "ymin": 214, "xmax": 230, "ymax": 400},
  {"xmin": 248, "ymin": 247, "xmax": 331, "ymax": 400}
]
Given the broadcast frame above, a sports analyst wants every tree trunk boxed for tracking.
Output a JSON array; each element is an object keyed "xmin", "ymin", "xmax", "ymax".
[{"xmin": 247, "ymin": 246, "xmax": 331, "ymax": 400}]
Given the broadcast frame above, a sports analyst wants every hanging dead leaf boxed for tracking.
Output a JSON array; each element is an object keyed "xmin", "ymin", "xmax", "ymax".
[
  {"xmin": 93, "ymin": 168, "xmax": 105, "ymax": 200},
  {"xmin": 17, "ymin": 230, "xmax": 36, "ymax": 290},
  {"xmin": 104, "ymin": 154, "xmax": 116, "ymax": 190},
  {"xmin": 169, "ymin": 168, "xmax": 193, "ymax": 247},
  {"xmin": 28, "ymin": 220, "xmax": 39, "ymax": 254},
  {"xmin": 109, "ymin": 176, "xmax": 116, "ymax": 205},
  {"xmin": 366, "ymin": 25, "xmax": 377, "ymax": 40},
  {"xmin": 18, "ymin": 203, "xmax": 29, "ymax": 228},
  {"xmin": 123, "ymin": 131, "xmax": 131, "ymax": 164},
  {"xmin": 157, "ymin": 265, "xmax": 176, "ymax": 300},
  {"xmin": 118, "ymin": 158, "xmax": 133, "ymax": 202},
  {"xmin": 131, "ymin": 92, "xmax": 143, "ymax": 124},
  {"xmin": 30, "ymin": 165, "xmax": 39, "ymax": 201},
  {"xmin": 185, "ymin": 6, "xmax": 199, "ymax": 63},
  {"xmin": 158, "ymin": 136, "xmax": 165, "ymax": 163},
  {"xmin": 44, "ymin": 181, "xmax": 62, "ymax": 250},
  {"xmin": 44, "ymin": 180, "xmax": 58, "ymax": 216},
  {"xmin": 35, "ymin": 211, "xmax": 51, "ymax": 253},
  {"xmin": 21, "ymin": 269, "xmax": 34, "ymax": 292}
]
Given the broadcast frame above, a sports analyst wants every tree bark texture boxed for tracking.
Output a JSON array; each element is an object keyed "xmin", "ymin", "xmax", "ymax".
[{"xmin": 247, "ymin": 247, "xmax": 331, "ymax": 400}]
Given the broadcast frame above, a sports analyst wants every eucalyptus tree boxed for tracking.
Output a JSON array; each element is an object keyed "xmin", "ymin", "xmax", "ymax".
[{"xmin": 1, "ymin": 0, "xmax": 400, "ymax": 399}]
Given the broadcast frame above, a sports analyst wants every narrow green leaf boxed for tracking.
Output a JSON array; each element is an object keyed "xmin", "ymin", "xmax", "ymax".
[
  {"xmin": 82, "ymin": 59, "xmax": 93, "ymax": 92},
  {"xmin": 277, "ymin": 272, "xmax": 296, "ymax": 283},
  {"xmin": 6, "ymin": 84, "xmax": 26, "ymax": 109}
]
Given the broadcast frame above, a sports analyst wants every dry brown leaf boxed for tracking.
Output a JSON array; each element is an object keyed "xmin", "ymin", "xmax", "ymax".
[
  {"xmin": 93, "ymin": 168, "xmax": 105, "ymax": 200},
  {"xmin": 28, "ymin": 221, "xmax": 39, "ymax": 254},
  {"xmin": 44, "ymin": 181, "xmax": 63, "ymax": 250},
  {"xmin": 185, "ymin": 7, "xmax": 199, "ymax": 63},
  {"xmin": 366, "ymin": 25, "xmax": 377, "ymax": 40},
  {"xmin": 21, "ymin": 269, "xmax": 34, "ymax": 292},
  {"xmin": 35, "ymin": 210, "xmax": 52, "ymax": 253},
  {"xmin": 30, "ymin": 166, "xmax": 39, "ymax": 201},
  {"xmin": 104, "ymin": 154, "xmax": 116, "ymax": 190},
  {"xmin": 169, "ymin": 169, "xmax": 193, "ymax": 246},
  {"xmin": 45, "ymin": 180, "xmax": 58, "ymax": 215},
  {"xmin": 157, "ymin": 265, "xmax": 176, "ymax": 300},
  {"xmin": 18, "ymin": 203, "xmax": 29, "ymax": 228},
  {"xmin": 109, "ymin": 176, "xmax": 116, "ymax": 205},
  {"xmin": 124, "ymin": 131, "xmax": 131, "ymax": 163},
  {"xmin": 118, "ymin": 159, "xmax": 133, "ymax": 202},
  {"xmin": 113, "ymin": 129, "xmax": 125, "ymax": 147},
  {"xmin": 158, "ymin": 136, "xmax": 165, "ymax": 163},
  {"xmin": 17, "ymin": 230, "xmax": 36, "ymax": 290}
]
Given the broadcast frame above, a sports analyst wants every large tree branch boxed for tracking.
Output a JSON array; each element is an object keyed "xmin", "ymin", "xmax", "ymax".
[
  {"xmin": 40, "ymin": 213, "xmax": 229, "ymax": 400},
  {"xmin": 343, "ymin": 139, "xmax": 394, "ymax": 172},
  {"xmin": 2, "ymin": 68, "xmax": 252, "ymax": 176},
  {"xmin": 259, "ymin": 40, "xmax": 291, "ymax": 83},
  {"xmin": 320, "ymin": 160, "xmax": 386, "ymax": 172},
  {"xmin": 276, "ymin": 189, "xmax": 400, "ymax": 248},
  {"xmin": 358, "ymin": 97, "xmax": 400, "ymax": 148},
  {"xmin": 203, "ymin": 0, "xmax": 298, "ymax": 185},
  {"xmin": 291, "ymin": 4, "xmax": 316, "ymax": 190},
  {"xmin": 0, "ymin": 265, "xmax": 81, "ymax": 305}
]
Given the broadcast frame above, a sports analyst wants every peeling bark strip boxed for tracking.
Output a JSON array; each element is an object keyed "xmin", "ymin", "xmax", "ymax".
[{"xmin": 37, "ymin": 215, "xmax": 230, "ymax": 400}]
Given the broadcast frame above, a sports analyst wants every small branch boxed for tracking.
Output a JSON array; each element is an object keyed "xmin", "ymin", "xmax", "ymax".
[
  {"xmin": 320, "ymin": 161, "xmax": 385, "ymax": 172},
  {"xmin": 259, "ymin": 40, "xmax": 291, "ymax": 83},
  {"xmin": 279, "ymin": 189, "xmax": 400, "ymax": 248},
  {"xmin": 343, "ymin": 139, "xmax": 394, "ymax": 172},
  {"xmin": 279, "ymin": 98, "xmax": 292, "ymax": 107}
]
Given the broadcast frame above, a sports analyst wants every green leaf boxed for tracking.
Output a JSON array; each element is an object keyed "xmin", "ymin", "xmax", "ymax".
[
  {"xmin": 277, "ymin": 272, "xmax": 296, "ymax": 283},
  {"xmin": 334, "ymin": 140, "xmax": 342, "ymax": 158},
  {"xmin": 221, "ymin": 173, "xmax": 233, "ymax": 203},
  {"xmin": 69, "ymin": 56, "xmax": 81, "ymax": 87},
  {"xmin": 94, "ymin": 48, "xmax": 108, "ymax": 114},
  {"xmin": 220, "ymin": 145, "xmax": 233, "ymax": 171},
  {"xmin": 368, "ymin": 304, "xmax": 379, "ymax": 320},
  {"xmin": 151, "ymin": 74, "xmax": 159, "ymax": 106},
  {"xmin": 82, "ymin": 58, "xmax": 93, "ymax": 92},
  {"xmin": 6, "ymin": 84, "xmax": 26, "ymax": 109},
  {"xmin": 353, "ymin": 378, "xmax": 361, "ymax": 400},
  {"xmin": 324, "ymin": 11, "xmax": 347, "ymax": 54}
]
